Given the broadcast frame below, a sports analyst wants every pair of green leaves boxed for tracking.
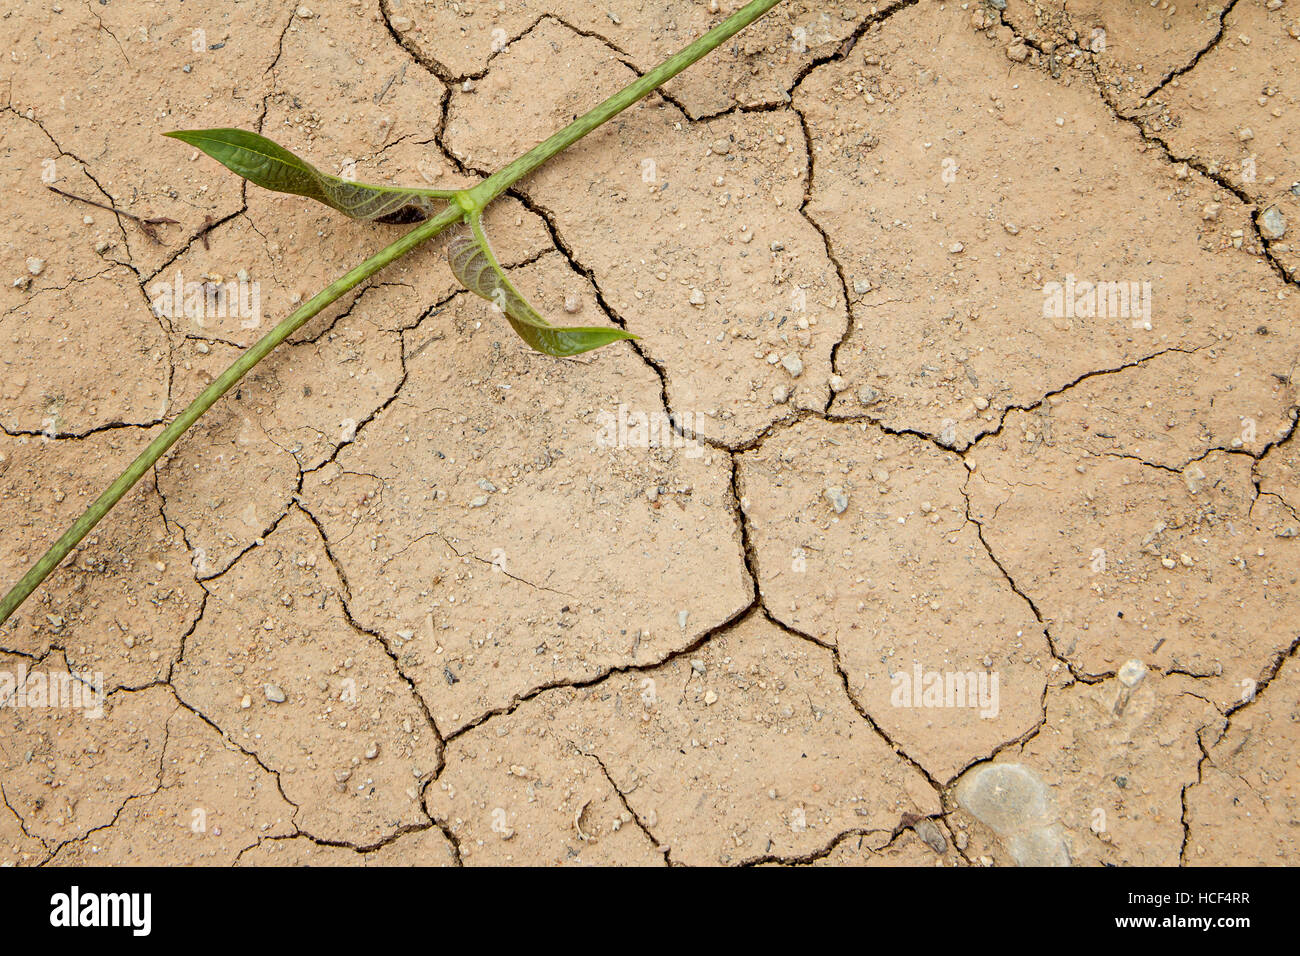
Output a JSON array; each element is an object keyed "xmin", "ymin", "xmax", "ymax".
[{"xmin": 165, "ymin": 128, "xmax": 635, "ymax": 357}]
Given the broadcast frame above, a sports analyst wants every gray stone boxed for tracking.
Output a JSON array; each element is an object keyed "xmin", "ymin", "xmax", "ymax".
[
  {"xmin": 914, "ymin": 819, "xmax": 948, "ymax": 853},
  {"xmin": 1259, "ymin": 205, "xmax": 1286, "ymax": 240},
  {"xmin": 954, "ymin": 762, "xmax": 1071, "ymax": 866},
  {"xmin": 955, "ymin": 763, "xmax": 1053, "ymax": 833},
  {"xmin": 1007, "ymin": 824, "xmax": 1071, "ymax": 867}
]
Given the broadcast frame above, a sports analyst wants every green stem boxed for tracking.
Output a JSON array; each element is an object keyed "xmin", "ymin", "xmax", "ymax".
[
  {"xmin": 467, "ymin": 0, "xmax": 784, "ymax": 211},
  {"xmin": 0, "ymin": 202, "xmax": 462, "ymax": 627},
  {"xmin": 0, "ymin": 0, "xmax": 785, "ymax": 627}
]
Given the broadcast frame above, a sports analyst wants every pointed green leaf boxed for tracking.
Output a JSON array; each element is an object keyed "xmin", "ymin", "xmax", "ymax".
[
  {"xmin": 446, "ymin": 218, "xmax": 636, "ymax": 357},
  {"xmin": 165, "ymin": 128, "xmax": 456, "ymax": 223}
]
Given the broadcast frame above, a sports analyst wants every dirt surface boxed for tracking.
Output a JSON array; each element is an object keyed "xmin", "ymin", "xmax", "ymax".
[{"xmin": 1, "ymin": 0, "xmax": 1296, "ymax": 867}]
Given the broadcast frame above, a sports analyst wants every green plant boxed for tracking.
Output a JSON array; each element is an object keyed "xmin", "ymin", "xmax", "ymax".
[{"xmin": 0, "ymin": 0, "xmax": 785, "ymax": 626}]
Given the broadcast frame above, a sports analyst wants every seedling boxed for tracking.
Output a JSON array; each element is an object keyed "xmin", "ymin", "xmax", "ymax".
[{"xmin": 0, "ymin": 0, "xmax": 785, "ymax": 625}]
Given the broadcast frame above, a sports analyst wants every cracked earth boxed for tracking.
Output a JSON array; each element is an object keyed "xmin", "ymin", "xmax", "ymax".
[{"xmin": 1, "ymin": 0, "xmax": 1297, "ymax": 866}]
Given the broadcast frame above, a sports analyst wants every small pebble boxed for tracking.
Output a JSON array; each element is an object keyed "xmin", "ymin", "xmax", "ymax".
[
  {"xmin": 823, "ymin": 486, "xmax": 849, "ymax": 514},
  {"xmin": 782, "ymin": 354, "xmax": 804, "ymax": 378},
  {"xmin": 264, "ymin": 684, "xmax": 287, "ymax": 704},
  {"xmin": 25, "ymin": 257, "xmax": 45, "ymax": 276},
  {"xmin": 915, "ymin": 819, "xmax": 947, "ymax": 854},
  {"xmin": 1117, "ymin": 660, "xmax": 1146, "ymax": 688}
]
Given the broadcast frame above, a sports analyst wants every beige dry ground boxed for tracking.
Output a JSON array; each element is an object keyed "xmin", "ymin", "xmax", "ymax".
[{"xmin": 0, "ymin": 0, "xmax": 1297, "ymax": 866}]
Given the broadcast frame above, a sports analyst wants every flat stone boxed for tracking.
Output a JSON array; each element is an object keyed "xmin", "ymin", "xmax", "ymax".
[
  {"xmin": 1006, "ymin": 824, "xmax": 1071, "ymax": 867},
  {"xmin": 954, "ymin": 762, "xmax": 1071, "ymax": 865},
  {"xmin": 1259, "ymin": 206, "xmax": 1286, "ymax": 240},
  {"xmin": 955, "ymin": 763, "xmax": 1054, "ymax": 835}
]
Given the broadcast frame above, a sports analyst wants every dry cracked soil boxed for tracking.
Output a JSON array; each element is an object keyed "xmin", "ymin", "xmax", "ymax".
[{"xmin": 1, "ymin": 0, "xmax": 1298, "ymax": 867}]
